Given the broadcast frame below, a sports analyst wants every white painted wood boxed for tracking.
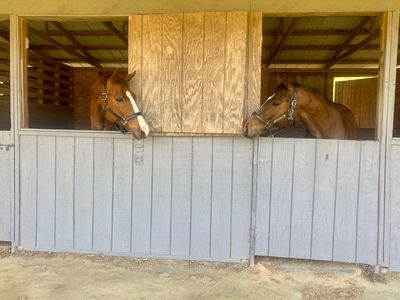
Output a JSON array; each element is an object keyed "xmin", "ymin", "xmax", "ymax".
[
  {"xmin": 93, "ymin": 138, "xmax": 113, "ymax": 252},
  {"xmin": 311, "ymin": 139, "xmax": 339, "ymax": 261},
  {"xmin": 391, "ymin": 145, "xmax": 400, "ymax": 271},
  {"xmin": 190, "ymin": 137, "xmax": 213, "ymax": 258},
  {"xmin": 333, "ymin": 140, "xmax": 361, "ymax": 262},
  {"xmin": 170, "ymin": 137, "xmax": 192, "ymax": 256},
  {"xmin": 36, "ymin": 136, "xmax": 56, "ymax": 249},
  {"xmin": 290, "ymin": 139, "xmax": 316, "ymax": 259},
  {"xmin": 0, "ymin": 131, "xmax": 12, "ymax": 241},
  {"xmin": 74, "ymin": 137, "xmax": 94, "ymax": 250},
  {"xmin": 55, "ymin": 137, "xmax": 75, "ymax": 249},
  {"xmin": 112, "ymin": 138, "xmax": 133, "ymax": 253},
  {"xmin": 255, "ymin": 138, "xmax": 273, "ymax": 255}
]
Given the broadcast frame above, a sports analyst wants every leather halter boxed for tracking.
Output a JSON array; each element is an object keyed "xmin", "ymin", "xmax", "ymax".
[
  {"xmin": 252, "ymin": 87, "xmax": 297, "ymax": 136},
  {"xmin": 100, "ymin": 80, "xmax": 142, "ymax": 133}
]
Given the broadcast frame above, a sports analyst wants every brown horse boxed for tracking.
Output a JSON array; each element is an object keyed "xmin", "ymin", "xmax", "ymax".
[
  {"xmin": 90, "ymin": 69, "xmax": 149, "ymax": 139},
  {"xmin": 244, "ymin": 82, "xmax": 357, "ymax": 139}
]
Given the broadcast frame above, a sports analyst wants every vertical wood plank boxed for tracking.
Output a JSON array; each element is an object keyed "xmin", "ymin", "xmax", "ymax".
[
  {"xmin": 142, "ymin": 14, "xmax": 163, "ymax": 131},
  {"xmin": 36, "ymin": 136, "xmax": 56, "ymax": 249},
  {"xmin": 290, "ymin": 139, "xmax": 316, "ymax": 259},
  {"xmin": 333, "ymin": 141, "xmax": 360, "ymax": 262},
  {"xmin": 246, "ymin": 12, "xmax": 262, "ymax": 121},
  {"xmin": 112, "ymin": 138, "xmax": 133, "ymax": 253},
  {"xmin": 151, "ymin": 137, "xmax": 173, "ymax": 254},
  {"xmin": 311, "ymin": 139, "xmax": 338, "ymax": 260},
  {"xmin": 74, "ymin": 137, "xmax": 94, "ymax": 250},
  {"xmin": 203, "ymin": 12, "xmax": 226, "ymax": 134},
  {"xmin": 170, "ymin": 137, "xmax": 192, "ymax": 256},
  {"xmin": 255, "ymin": 138, "xmax": 273, "ymax": 255},
  {"xmin": 210, "ymin": 137, "xmax": 233, "ymax": 259},
  {"xmin": 357, "ymin": 141, "xmax": 379, "ymax": 264},
  {"xmin": 19, "ymin": 136, "xmax": 37, "ymax": 248},
  {"xmin": 269, "ymin": 139, "xmax": 294, "ymax": 257},
  {"xmin": 162, "ymin": 14, "xmax": 183, "ymax": 132},
  {"xmin": 223, "ymin": 11, "xmax": 247, "ymax": 134},
  {"xmin": 55, "ymin": 137, "xmax": 75, "ymax": 250},
  {"xmin": 93, "ymin": 138, "xmax": 113, "ymax": 252},
  {"xmin": 131, "ymin": 138, "xmax": 153, "ymax": 253},
  {"xmin": 128, "ymin": 15, "xmax": 143, "ymax": 109},
  {"xmin": 190, "ymin": 137, "xmax": 212, "ymax": 258},
  {"xmin": 182, "ymin": 13, "xmax": 204, "ymax": 133},
  {"xmin": 391, "ymin": 145, "xmax": 400, "ymax": 271},
  {"xmin": 231, "ymin": 137, "xmax": 253, "ymax": 259},
  {"xmin": 0, "ymin": 133, "xmax": 11, "ymax": 241}
]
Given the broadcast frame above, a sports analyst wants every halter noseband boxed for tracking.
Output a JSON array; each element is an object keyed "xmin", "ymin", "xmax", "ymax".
[
  {"xmin": 101, "ymin": 80, "xmax": 143, "ymax": 132},
  {"xmin": 252, "ymin": 87, "xmax": 297, "ymax": 136}
]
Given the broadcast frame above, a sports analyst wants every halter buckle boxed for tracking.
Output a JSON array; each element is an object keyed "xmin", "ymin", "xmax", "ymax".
[{"xmin": 101, "ymin": 92, "xmax": 108, "ymax": 101}]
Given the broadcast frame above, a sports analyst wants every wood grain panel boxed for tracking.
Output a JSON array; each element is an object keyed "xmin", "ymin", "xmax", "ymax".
[
  {"xmin": 203, "ymin": 12, "xmax": 226, "ymax": 134},
  {"xmin": 128, "ymin": 15, "xmax": 143, "ymax": 109},
  {"xmin": 223, "ymin": 11, "xmax": 248, "ymax": 134},
  {"xmin": 161, "ymin": 14, "xmax": 183, "ymax": 132},
  {"xmin": 182, "ymin": 13, "xmax": 204, "ymax": 133}
]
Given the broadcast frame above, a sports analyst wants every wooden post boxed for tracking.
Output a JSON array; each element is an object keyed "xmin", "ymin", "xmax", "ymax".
[{"xmin": 18, "ymin": 17, "xmax": 28, "ymax": 128}]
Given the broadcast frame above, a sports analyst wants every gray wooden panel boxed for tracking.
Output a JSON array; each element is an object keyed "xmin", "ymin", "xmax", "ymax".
[
  {"xmin": 391, "ymin": 145, "xmax": 400, "ymax": 271},
  {"xmin": 290, "ymin": 139, "xmax": 316, "ymax": 259},
  {"xmin": 19, "ymin": 136, "xmax": 37, "ymax": 248},
  {"xmin": 0, "ymin": 131, "xmax": 12, "ymax": 241},
  {"xmin": 36, "ymin": 136, "xmax": 56, "ymax": 249},
  {"xmin": 112, "ymin": 138, "xmax": 133, "ymax": 253},
  {"xmin": 357, "ymin": 141, "xmax": 379, "ymax": 265},
  {"xmin": 231, "ymin": 137, "xmax": 253, "ymax": 259},
  {"xmin": 170, "ymin": 137, "xmax": 192, "ymax": 256},
  {"xmin": 151, "ymin": 137, "xmax": 173, "ymax": 255},
  {"xmin": 131, "ymin": 138, "xmax": 153, "ymax": 253},
  {"xmin": 255, "ymin": 138, "xmax": 273, "ymax": 255},
  {"xmin": 93, "ymin": 138, "xmax": 113, "ymax": 252},
  {"xmin": 311, "ymin": 140, "xmax": 338, "ymax": 260},
  {"xmin": 269, "ymin": 138, "xmax": 294, "ymax": 257},
  {"xmin": 210, "ymin": 137, "xmax": 233, "ymax": 259},
  {"xmin": 74, "ymin": 137, "xmax": 94, "ymax": 250},
  {"xmin": 55, "ymin": 137, "xmax": 75, "ymax": 249},
  {"xmin": 333, "ymin": 140, "xmax": 361, "ymax": 262},
  {"xmin": 190, "ymin": 137, "xmax": 212, "ymax": 258}
]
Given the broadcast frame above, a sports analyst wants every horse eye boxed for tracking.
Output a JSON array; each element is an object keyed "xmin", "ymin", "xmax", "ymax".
[
  {"xmin": 116, "ymin": 96, "xmax": 124, "ymax": 102},
  {"xmin": 272, "ymin": 101, "xmax": 280, "ymax": 106}
]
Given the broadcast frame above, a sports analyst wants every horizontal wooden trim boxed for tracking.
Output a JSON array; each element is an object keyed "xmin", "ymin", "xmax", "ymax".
[
  {"xmin": 28, "ymin": 92, "xmax": 73, "ymax": 102},
  {"xmin": 27, "ymin": 70, "xmax": 73, "ymax": 85},
  {"xmin": 28, "ymin": 82, "xmax": 72, "ymax": 94},
  {"xmin": 263, "ymin": 28, "xmax": 382, "ymax": 36},
  {"xmin": 264, "ymin": 68, "xmax": 379, "ymax": 74},
  {"xmin": 28, "ymin": 59, "xmax": 73, "ymax": 76}
]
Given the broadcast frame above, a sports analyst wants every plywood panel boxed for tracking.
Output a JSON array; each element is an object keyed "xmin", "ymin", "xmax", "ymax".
[
  {"xmin": 182, "ymin": 14, "xmax": 204, "ymax": 133},
  {"xmin": 0, "ymin": 132, "xmax": 12, "ymax": 241},
  {"xmin": 128, "ymin": 15, "xmax": 143, "ymax": 110},
  {"xmin": 391, "ymin": 145, "xmax": 400, "ymax": 271},
  {"xmin": 36, "ymin": 136, "xmax": 56, "ymax": 249}
]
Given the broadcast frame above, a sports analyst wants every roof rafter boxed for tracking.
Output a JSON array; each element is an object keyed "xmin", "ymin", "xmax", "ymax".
[
  {"xmin": 325, "ymin": 17, "xmax": 372, "ymax": 68},
  {"xmin": 50, "ymin": 21, "xmax": 101, "ymax": 68},
  {"xmin": 266, "ymin": 18, "xmax": 299, "ymax": 68},
  {"xmin": 28, "ymin": 25, "xmax": 101, "ymax": 68},
  {"xmin": 102, "ymin": 21, "xmax": 128, "ymax": 45}
]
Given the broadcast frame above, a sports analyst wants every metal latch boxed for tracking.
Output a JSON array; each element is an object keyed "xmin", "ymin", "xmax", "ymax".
[{"xmin": 0, "ymin": 144, "xmax": 14, "ymax": 151}]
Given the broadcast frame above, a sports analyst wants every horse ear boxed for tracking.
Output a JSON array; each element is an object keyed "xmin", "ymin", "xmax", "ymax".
[
  {"xmin": 286, "ymin": 81, "xmax": 295, "ymax": 92},
  {"xmin": 110, "ymin": 69, "xmax": 119, "ymax": 80},
  {"xmin": 124, "ymin": 70, "xmax": 136, "ymax": 83}
]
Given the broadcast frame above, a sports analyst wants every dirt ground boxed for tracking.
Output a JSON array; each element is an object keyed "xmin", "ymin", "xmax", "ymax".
[{"xmin": 0, "ymin": 245, "xmax": 399, "ymax": 300}]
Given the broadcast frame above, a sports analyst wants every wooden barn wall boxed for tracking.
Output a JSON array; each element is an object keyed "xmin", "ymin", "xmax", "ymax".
[
  {"xmin": 391, "ymin": 144, "xmax": 400, "ymax": 271},
  {"xmin": 393, "ymin": 70, "xmax": 400, "ymax": 137},
  {"xmin": 0, "ymin": 131, "xmax": 12, "ymax": 241},
  {"xmin": 128, "ymin": 11, "xmax": 262, "ymax": 136},
  {"xmin": 27, "ymin": 53, "xmax": 74, "ymax": 129},
  {"xmin": 0, "ymin": 42, "xmax": 10, "ymax": 130},
  {"xmin": 18, "ymin": 135, "xmax": 253, "ymax": 262},
  {"xmin": 255, "ymin": 138, "xmax": 379, "ymax": 265}
]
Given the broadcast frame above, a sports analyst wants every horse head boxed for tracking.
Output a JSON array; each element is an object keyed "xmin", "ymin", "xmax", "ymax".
[
  {"xmin": 94, "ymin": 69, "xmax": 150, "ymax": 139},
  {"xmin": 244, "ymin": 82, "xmax": 297, "ymax": 137}
]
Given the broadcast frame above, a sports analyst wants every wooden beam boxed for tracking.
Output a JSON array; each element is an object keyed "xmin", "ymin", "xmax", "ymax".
[
  {"xmin": 102, "ymin": 21, "xmax": 128, "ymax": 45},
  {"xmin": 263, "ymin": 28, "xmax": 380, "ymax": 36},
  {"xmin": 50, "ymin": 21, "xmax": 101, "ymax": 68},
  {"xmin": 262, "ymin": 44, "xmax": 379, "ymax": 51},
  {"xmin": 266, "ymin": 18, "xmax": 299, "ymax": 67},
  {"xmin": 325, "ymin": 17, "xmax": 371, "ymax": 68},
  {"xmin": 30, "ymin": 44, "xmax": 126, "ymax": 51},
  {"xmin": 28, "ymin": 25, "xmax": 100, "ymax": 68},
  {"xmin": 0, "ymin": 29, "xmax": 9, "ymax": 42}
]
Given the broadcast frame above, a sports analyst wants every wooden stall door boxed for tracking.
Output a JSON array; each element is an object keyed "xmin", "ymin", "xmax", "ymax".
[
  {"xmin": 129, "ymin": 11, "xmax": 262, "ymax": 135},
  {"xmin": 335, "ymin": 77, "xmax": 378, "ymax": 139}
]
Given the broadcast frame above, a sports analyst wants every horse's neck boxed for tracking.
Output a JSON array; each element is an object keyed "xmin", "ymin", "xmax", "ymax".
[{"xmin": 296, "ymin": 90, "xmax": 331, "ymax": 138}]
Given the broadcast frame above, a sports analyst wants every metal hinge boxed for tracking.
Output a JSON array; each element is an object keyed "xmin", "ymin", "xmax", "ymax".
[{"xmin": 0, "ymin": 144, "xmax": 14, "ymax": 151}]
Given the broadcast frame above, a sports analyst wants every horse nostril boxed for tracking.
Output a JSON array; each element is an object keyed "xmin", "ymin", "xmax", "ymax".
[
  {"xmin": 141, "ymin": 130, "xmax": 147, "ymax": 138},
  {"xmin": 243, "ymin": 126, "xmax": 248, "ymax": 136}
]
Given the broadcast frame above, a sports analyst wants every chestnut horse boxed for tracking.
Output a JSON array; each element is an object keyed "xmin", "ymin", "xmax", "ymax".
[
  {"xmin": 244, "ymin": 83, "xmax": 357, "ymax": 139},
  {"xmin": 90, "ymin": 70, "xmax": 149, "ymax": 139}
]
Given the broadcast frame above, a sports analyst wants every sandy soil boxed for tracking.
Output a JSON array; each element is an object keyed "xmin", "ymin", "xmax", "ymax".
[{"xmin": 0, "ymin": 245, "xmax": 399, "ymax": 300}]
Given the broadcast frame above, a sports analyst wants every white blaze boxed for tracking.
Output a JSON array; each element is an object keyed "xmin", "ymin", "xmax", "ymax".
[{"xmin": 126, "ymin": 90, "xmax": 150, "ymax": 137}]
